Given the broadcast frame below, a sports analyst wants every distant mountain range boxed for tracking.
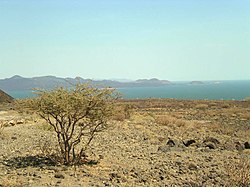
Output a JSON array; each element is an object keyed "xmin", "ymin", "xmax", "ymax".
[{"xmin": 0, "ymin": 75, "xmax": 171, "ymax": 91}]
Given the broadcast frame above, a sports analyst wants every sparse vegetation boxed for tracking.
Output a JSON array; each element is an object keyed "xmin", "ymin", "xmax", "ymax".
[
  {"xmin": 225, "ymin": 156, "xmax": 250, "ymax": 187},
  {"xmin": 1, "ymin": 98, "xmax": 249, "ymax": 186},
  {"xmin": 112, "ymin": 103, "xmax": 133, "ymax": 121},
  {"xmin": 16, "ymin": 84, "xmax": 118, "ymax": 165},
  {"xmin": 0, "ymin": 177, "xmax": 25, "ymax": 187},
  {"xmin": 0, "ymin": 121, "xmax": 4, "ymax": 136}
]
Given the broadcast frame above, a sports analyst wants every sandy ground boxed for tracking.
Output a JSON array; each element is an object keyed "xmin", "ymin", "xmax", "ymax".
[{"xmin": 0, "ymin": 99, "xmax": 249, "ymax": 187}]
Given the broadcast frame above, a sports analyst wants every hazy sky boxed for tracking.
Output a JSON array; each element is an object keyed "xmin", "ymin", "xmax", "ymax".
[{"xmin": 0, "ymin": 0, "xmax": 249, "ymax": 81}]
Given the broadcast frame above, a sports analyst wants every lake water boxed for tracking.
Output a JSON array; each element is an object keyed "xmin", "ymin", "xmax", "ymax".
[{"xmin": 6, "ymin": 80, "xmax": 250, "ymax": 100}]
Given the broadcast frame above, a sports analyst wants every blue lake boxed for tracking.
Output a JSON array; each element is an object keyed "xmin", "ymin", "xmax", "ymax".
[{"xmin": 6, "ymin": 80, "xmax": 250, "ymax": 100}]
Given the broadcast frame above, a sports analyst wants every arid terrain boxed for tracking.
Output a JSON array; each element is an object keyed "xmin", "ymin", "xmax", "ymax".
[{"xmin": 0, "ymin": 99, "xmax": 250, "ymax": 187}]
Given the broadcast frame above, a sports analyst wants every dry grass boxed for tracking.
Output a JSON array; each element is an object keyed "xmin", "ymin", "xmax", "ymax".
[
  {"xmin": 111, "ymin": 103, "xmax": 133, "ymax": 121},
  {"xmin": 0, "ymin": 120, "xmax": 6, "ymax": 137},
  {"xmin": 130, "ymin": 113, "xmax": 155, "ymax": 125},
  {"xmin": 38, "ymin": 139, "xmax": 62, "ymax": 164},
  {"xmin": 224, "ymin": 156, "xmax": 250, "ymax": 187},
  {"xmin": 0, "ymin": 121, "xmax": 4, "ymax": 135},
  {"xmin": 154, "ymin": 114, "xmax": 206, "ymax": 137},
  {"xmin": 0, "ymin": 178, "xmax": 25, "ymax": 187},
  {"xmin": 194, "ymin": 104, "xmax": 209, "ymax": 110},
  {"xmin": 155, "ymin": 114, "xmax": 203, "ymax": 128},
  {"xmin": 207, "ymin": 121, "xmax": 250, "ymax": 139},
  {"xmin": 37, "ymin": 121, "xmax": 53, "ymax": 131}
]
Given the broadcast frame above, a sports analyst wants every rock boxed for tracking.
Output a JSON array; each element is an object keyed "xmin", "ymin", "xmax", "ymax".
[
  {"xmin": 244, "ymin": 142, "xmax": 250, "ymax": 149},
  {"xmin": 103, "ymin": 181, "xmax": 110, "ymax": 186},
  {"xmin": 183, "ymin": 139, "xmax": 196, "ymax": 147},
  {"xmin": 166, "ymin": 139, "xmax": 176, "ymax": 147},
  {"xmin": 203, "ymin": 137, "xmax": 220, "ymax": 145},
  {"xmin": 11, "ymin": 136, "xmax": 17, "ymax": 140},
  {"xmin": 205, "ymin": 143, "xmax": 216, "ymax": 149},
  {"xmin": 109, "ymin": 172, "xmax": 120, "ymax": 180},
  {"xmin": 188, "ymin": 163, "xmax": 199, "ymax": 170},
  {"xmin": 8, "ymin": 120, "xmax": 16, "ymax": 126},
  {"xmin": 16, "ymin": 119, "xmax": 25, "ymax": 124},
  {"xmin": 235, "ymin": 142, "xmax": 244, "ymax": 151},
  {"xmin": 203, "ymin": 137, "xmax": 220, "ymax": 149},
  {"xmin": 54, "ymin": 173, "xmax": 65, "ymax": 179},
  {"xmin": 46, "ymin": 166, "xmax": 59, "ymax": 172}
]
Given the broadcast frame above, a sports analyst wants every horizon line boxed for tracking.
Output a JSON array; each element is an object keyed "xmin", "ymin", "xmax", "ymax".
[{"xmin": 0, "ymin": 75, "xmax": 250, "ymax": 82}]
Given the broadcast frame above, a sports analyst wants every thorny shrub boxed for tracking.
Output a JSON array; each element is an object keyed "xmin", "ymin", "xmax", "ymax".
[{"xmin": 16, "ymin": 84, "xmax": 119, "ymax": 165}]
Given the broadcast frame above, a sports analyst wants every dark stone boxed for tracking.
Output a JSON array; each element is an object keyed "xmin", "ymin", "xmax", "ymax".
[
  {"xmin": 203, "ymin": 137, "xmax": 220, "ymax": 149},
  {"xmin": 103, "ymin": 182, "xmax": 110, "ymax": 186},
  {"xmin": 235, "ymin": 142, "xmax": 244, "ymax": 151},
  {"xmin": 183, "ymin": 139, "xmax": 196, "ymax": 147},
  {"xmin": 54, "ymin": 173, "xmax": 65, "ymax": 179},
  {"xmin": 188, "ymin": 163, "xmax": 198, "ymax": 170},
  {"xmin": 244, "ymin": 142, "xmax": 250, "ymax": 149},
  {"xmin": 87, "ymin": 160, "xmax": 98, "ymax": 165},
  {"xmin": 203, "ymin": 137, "xmax": 220, "ymax": 145},
  {"xmin": 205, "ymin": 143, "xmax": 216, "ymax": 149},
  {"xmin": 166, "ymin": 139, "xmax": 176, "ymax": 147},
  {"xmin": 11, "ymin": 136, "xmax": 17, "ymax": 140}
]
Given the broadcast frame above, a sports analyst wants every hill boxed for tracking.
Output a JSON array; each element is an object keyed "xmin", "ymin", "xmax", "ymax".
[
  {"xmin": 0, "ymin": 75, "xmax": 171, "ymax": 91},
  {"xmin": 0, "ymin": 89, "xmax": 13, "ymax": 103}
]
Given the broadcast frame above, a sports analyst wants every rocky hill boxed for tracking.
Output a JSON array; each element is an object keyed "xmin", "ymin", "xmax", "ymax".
[{"xmin": 0, "ymin": 89, "xmax": 13, "ymax": 103}]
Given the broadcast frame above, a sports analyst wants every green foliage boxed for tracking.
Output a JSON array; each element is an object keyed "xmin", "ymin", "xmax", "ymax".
[{"xmin": 17, "ymin": 84, "xmax": 119, "ymax": 165}]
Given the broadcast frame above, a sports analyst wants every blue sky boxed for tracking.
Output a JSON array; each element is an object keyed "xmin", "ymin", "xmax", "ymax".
[{"xmin": 0, "ymin": 0, "xmax": 249, "ymax": 81}]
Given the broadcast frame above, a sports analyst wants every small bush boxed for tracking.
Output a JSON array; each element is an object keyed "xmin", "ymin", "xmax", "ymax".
[{"xmin": 16, "ymin": 84, "xmax": 119, "ymax": 165}]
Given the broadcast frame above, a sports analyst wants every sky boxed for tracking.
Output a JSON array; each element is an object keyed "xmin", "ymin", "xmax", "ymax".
[{"xmin": 0, "ymin": 0, "xmax": 249, "ymax": 81}]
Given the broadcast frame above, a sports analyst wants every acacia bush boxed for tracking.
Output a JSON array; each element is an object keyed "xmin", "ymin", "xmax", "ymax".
[{"xmin": 17, "ymin": 84, "xmax": 118, "ymax": 165}]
